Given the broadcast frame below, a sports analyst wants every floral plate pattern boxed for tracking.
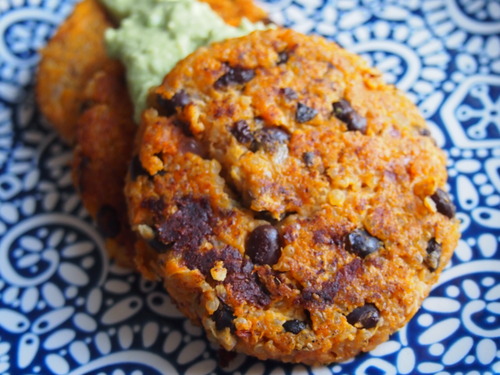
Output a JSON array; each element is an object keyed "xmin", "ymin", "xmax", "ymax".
[{"xmin": 0, "ymin": 0, "xmax": 499, "ymax": 374}]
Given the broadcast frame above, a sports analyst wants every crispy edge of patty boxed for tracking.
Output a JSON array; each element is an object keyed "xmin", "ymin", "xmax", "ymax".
[
  {"xmin": 36, "ymin": 0, "xmax": 113, "ymax": 144},
  {"xmin": 72, "ymin": 60, "xmax": 137, "ymax": 267}
]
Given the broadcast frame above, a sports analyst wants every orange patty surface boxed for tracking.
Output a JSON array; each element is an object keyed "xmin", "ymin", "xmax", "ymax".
[{"xmin": 125, "ymin": 29, "xmax": 460, "ymax": 364}]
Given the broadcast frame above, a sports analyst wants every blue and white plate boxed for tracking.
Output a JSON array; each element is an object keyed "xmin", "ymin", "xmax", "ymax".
[{"xmin": 0, "ymin": 1, "xmax": 499, "ymax": 374}]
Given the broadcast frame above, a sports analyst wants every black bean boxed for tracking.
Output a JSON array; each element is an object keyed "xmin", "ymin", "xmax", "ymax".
[
  {"xmin": 277, "ymin": 50, "xmax": 289, "ymax": 65},
  {"xmin": 425, "ymin": 238, "xmax": 442, "ymax": 271},
  {"xmin": 130, "ymin": 155, "xmax": 148, "ymax": 181},
  {"xmin": 280, "ymin": 87, "xmax": 298, "ymax": 100},
  {"xmin": 156, "ymin": 90, "xmax": 191, "ymax": 117},
  {"xmin": 214, "ymin": 66, "xmax": 255, "ymax": 89},
  {"xmin": 283, "ymin": 319, "xmax": 306, "ymax": 334},
  {"xmin": 231, "ymin": 120, "xmax": 255, "ymax": 144},
  {"xmin": 246, "ymin": 225, "xmax": 281, "ymax": 265},
  {"xmin": 343, "ymin": 111, "xmax": 367, "ymax": 133},
  {"xmin": 332, "ymin": 99, "xmax": 367, "ymax": 133},
  {"xmin": 347, "ymin": 303, "xmax": 380, "ymax": 329},
  {"xmin": 332, "ymin": 99, "xmax": 352, "ymax": 120},
  {"xmin": 296, "ymin": 102, "xmax": 318, "ymax": 123},
  {"xmin": 96, "ymin": 205, "xmax": 121, "ymax": 238},
  {"xmin": 213, "ymin": 303, "xmax": 236, "ymax": 332},
  {"xmin": 255, "ymin": 126, "xmax": 290, "ymax": 148},
  {"xmin": 171, "ymin": 90, "xmax": 191, "ymax": 107},
  {"xmin": 345, "ymin": 229, "xmax": 382, "ymax": 258},
  {"xmin": 431, "ymin": 188, "xmax": 456, "ymax": 218},
  {"xmin": 302, "ymin": 151, "xmax": 315, "ymax": 167}
]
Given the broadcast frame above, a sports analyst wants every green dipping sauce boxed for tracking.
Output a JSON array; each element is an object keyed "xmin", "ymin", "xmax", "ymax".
[{"xmin": 100, "ymin": 0, "xmax": 267, "ymax": 121}]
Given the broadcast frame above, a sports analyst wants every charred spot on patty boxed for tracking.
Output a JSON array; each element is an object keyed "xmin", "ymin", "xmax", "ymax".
[
  {"xmin": 153, "ymin": 196, "xmax": 213, "ymax": 253},
  {"xmin": 225, "ymin": 258, "xmax": 271, "ymax": 307}
]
